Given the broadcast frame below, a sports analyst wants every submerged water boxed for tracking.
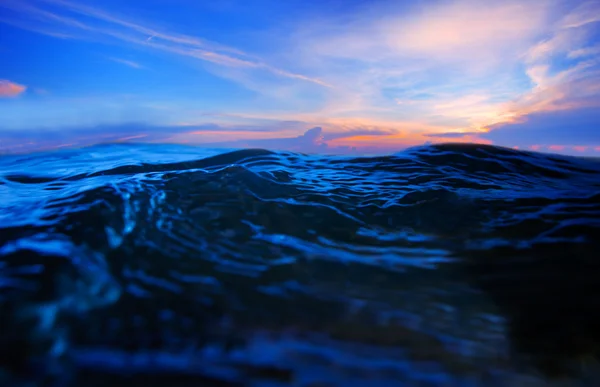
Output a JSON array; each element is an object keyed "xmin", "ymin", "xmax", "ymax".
[{"xmin": 1, "ymin": 143, "xmax": 600, "ymax": 386}]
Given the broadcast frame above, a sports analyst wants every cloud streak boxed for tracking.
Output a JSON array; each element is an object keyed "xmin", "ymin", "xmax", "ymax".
[
  {"xmin": 0, "ymin": 80, "xmax": 26, "ymax": 98},
  {"xmin": 0, "ymin": 0, "xmax": 329, "ymax": 87},
  {"xmin": 267, "ymin": 0, "xmax": 551, "ymax": 139},
  {"xmin": 514, "ymin": 1, "xmax": 600, "ymax": 109},
  {"xmin": 108, "ymin": 57, "xmax": 143, "ymax": 69},
  {"xmin": 286, "ymin": 0, "xmax": 599, "ymax": 139}
]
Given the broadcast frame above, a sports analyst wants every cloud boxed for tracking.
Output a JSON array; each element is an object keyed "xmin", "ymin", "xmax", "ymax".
[
  {"xmin": 423, "ymin": 131, "xmax": 483, "ymax": 139},
  {"xmin": 503, "ymin": 0, "xmax": 600, "ymax": 121},
  {"xmin": 322, "ymin": 128, "xmax": 393, "ymax": 141},
  {"xmin": 0, "ymin": 122, "xmax": 271, "ymax": 154},
  {"xmin": 108, "ymin": 57, "xmax": 143, "ymax": 69},
  {"xmin": 559, "ymin": 1, "xmax": 600, "ymax": 29},
  {"xmin": 1, "ymin": 0, "xmax": 598, "ymax": 155},
  {"xmin": 299, "ymin": 0, "xmax": 551, "ymax": 66},
  {"xmin": 0, "ymin": 0, "xmax": 329, "ymax": 87},
  {"xmin": 481, "ymin": 106, "xmax": 600, "ymax": 147},
  {"xmin": 0, "ymin": 80, "xmax": 27, "ymax": 98},
  {"xmin": 568, "ymin": 45, "xmax": 600, "ymax": 59},
  {"xmin": 521, "ymin": 144, "xmax": 600, "ymax": 157},
  {"xmin": 281, "ymin": 0, "xmax": 600, "ymax": 142},
  {"xmin": 380, "ymin": 0, "xmax": 551, "ymax": 67},
  {"xmin": 0, "ymin": 121, "xmax": 329, "ymax": 153},
  {"xmin": 174, "ymin": 125, "xmax": 420, "ymax": 155},
  {"xmin": 0, "ymin": 122, "xmax": 419, "ymax": 156},
  {"xmin": 442, "ymin": 1, "xmax": 600, "ymax": 154},
  {"xmin": 198, "ymin": 126, "xmax": 328, "ymax": 153},
  {"xmin": 284, "ymin": 0, "xmax": 556, "ymax": 129},
  {"xmin": 3, "ymin": 119, "xmax": 598, "ymax": 157}
]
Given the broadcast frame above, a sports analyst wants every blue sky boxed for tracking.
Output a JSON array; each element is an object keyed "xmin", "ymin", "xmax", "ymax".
[{"xmin": 1, "ymin": 0, "xmax": 599, "ymax": 155}]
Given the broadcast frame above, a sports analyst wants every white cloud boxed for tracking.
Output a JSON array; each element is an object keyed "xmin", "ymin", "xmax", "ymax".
[
  {"xmin": 559, "ymin": 1, "xmax": 600, "ymax": 29},
  {"xmin": 513, "ymin": 0, "xmax": 600, "ymax": 119},
  {"xmin": 108, "ymin": 57, "xmax": 143, "ymax": 69}
]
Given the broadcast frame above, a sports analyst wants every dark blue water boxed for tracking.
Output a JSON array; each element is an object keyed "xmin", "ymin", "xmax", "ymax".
[{"xmin": 1, "ymin": 143, "xmax": 600, "ymax": 386}]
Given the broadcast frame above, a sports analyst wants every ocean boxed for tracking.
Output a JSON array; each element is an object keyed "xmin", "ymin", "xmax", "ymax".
[{"xmin": 1, "ymin": 142, "xmax": 600, "ymax": 386}]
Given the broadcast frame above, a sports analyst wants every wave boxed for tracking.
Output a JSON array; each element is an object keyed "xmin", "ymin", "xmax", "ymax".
[{"xmin": 1, "ymin": 143, "xmax": 600, "ymax": 386}]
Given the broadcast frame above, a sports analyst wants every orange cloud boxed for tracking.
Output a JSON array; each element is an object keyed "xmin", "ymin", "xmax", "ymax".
[
  {"xmin": 328, "ymin": 135, "xmax": 418, "ymax": 148},
  {"xmin": 0, "ymin": 80, "xmax": 26, "ymax": 97},
  {"xmin": 327, "ymin": 131, "xmax": 492, "ymax": 150}
]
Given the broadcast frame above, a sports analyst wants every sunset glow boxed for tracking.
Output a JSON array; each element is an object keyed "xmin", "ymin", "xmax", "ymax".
[{"xmin": 1, "ymin": 0, "xmax": 599, "ymax": 155}]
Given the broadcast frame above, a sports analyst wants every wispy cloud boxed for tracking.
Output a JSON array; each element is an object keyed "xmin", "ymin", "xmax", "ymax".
[
  {"xmin": 284, "ymin": 0, "xmax": 600, "ymax": 139},
  {"xmin": 509, "ymin": 1, "xmax": 600, "ymax": 116},
  {"xmin": 0, "ymin": 122, "xmax": 264, "ymax": 154},
  {"xmin": 0, "ymin": 0, "xmax": 329, "ymax": 87},
  {"xmin": 37, "ymin": 0, "xmax": 246, "ymax": 55},
  {"xmin": 0, "ymin": 80, "xmax": 27, "ymax": 98},
  {"xmin": 472, "ymin": 0, "xmax": 600, "ymax": 148},
  {"xmin": 108, "ymin": 57, "xmax": 143, "ymax": 69},
  {"xmin": 282, "ymin": 0, "xmax": 555, "ymax": 131},
  {"xmin": 559, "ymin": 1, "xmax": 600, "ymax": 29}
]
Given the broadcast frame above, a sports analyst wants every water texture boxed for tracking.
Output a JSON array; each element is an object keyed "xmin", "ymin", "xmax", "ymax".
[{"xmin": 1, "ymin": 143, "xmax": 600, "ymax": 386}]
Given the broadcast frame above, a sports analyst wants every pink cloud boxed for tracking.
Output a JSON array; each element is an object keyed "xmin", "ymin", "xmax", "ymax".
[
  {"xmin": 292, "ymin": 0, "xmax": 599, "ymax": 143},
  {"xmin": 0, "ymin": 80, "xmax": 26, "ymax": 97},
  {"xmin": 382, "ymin": 1, "xmax": 550, "ymax": 65},
  {"xmin": 285, "ymin": 0, "xmax": 556, "ymax": 132},
  {"xmin": 559, "ymin": 1, "xmax": 600, "ymax": 29},
  {"xmin": 501, "ymin": 1, "xmax": 600, "ymax": 125},
  {"xmin": 528, "ymin": 145, "xmax": 600, "ymax": 156}
]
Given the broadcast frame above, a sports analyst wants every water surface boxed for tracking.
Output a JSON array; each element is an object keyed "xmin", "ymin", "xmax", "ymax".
[{"xmin": 1, "ymin": 143, "xmax": 600, "ymax": 386}]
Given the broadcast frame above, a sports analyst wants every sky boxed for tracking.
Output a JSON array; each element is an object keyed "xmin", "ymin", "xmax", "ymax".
[{"xmin": 0, "ymin": 0, "xmax": 599, "ymax": 156}]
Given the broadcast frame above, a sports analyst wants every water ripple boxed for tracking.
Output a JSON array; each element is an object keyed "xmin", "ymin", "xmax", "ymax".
[{"xmin": 1, "ymin": 143, "xmax": 600, "ymax": 386}]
